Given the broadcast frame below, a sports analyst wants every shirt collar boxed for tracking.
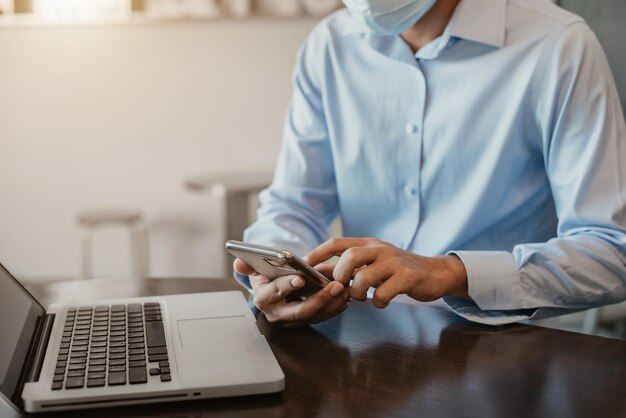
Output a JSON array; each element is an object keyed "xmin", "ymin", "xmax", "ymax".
[
  {"xmin": 341, "ymin": 0, "xmax": 507, "ymax": 49},
  {"xmin": 449, "ymin": 0, "xmax": 507, "ymax": 48}
]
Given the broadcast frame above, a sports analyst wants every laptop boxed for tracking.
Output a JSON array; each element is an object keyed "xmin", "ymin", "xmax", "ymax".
[{"xmin": 0, "ymin": 262, "xmax": 284, "ymax": 415}]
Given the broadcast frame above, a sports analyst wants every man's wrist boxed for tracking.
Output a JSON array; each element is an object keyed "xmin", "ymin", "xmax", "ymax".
[{"xmin": 441, "ymin": 255, "xmax": 470, "ymax": 299}]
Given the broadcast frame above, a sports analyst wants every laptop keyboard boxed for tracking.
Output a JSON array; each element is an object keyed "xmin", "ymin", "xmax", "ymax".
[{"xmin": 51, "ymin": 302, "xmax": 171, "ymax": 390}]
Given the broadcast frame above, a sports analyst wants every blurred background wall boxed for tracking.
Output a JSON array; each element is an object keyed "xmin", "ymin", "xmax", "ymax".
[{"xmin": 0, "ymin": 19, "xmax": 315, "ymax": 280}]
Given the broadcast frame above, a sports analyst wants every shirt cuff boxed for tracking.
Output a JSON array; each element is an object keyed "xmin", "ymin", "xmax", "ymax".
[
  {"xmin": 234, "ymin": 272, "xmax": 254, "ymax": 294},
  {"xmin": 442, "ymin": 297, "xmax": 537, "ymax": 325},
  {"xmin": 448, "ymin": 250, "xmax": 523, "ymax": 311}
]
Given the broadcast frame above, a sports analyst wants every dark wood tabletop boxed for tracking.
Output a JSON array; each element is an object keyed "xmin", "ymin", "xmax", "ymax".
[{"xmin": 23, "ymin": 277, "xmax": 626, "ymax": 418}]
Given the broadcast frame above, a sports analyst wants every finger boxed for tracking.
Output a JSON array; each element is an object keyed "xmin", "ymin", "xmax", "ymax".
[
  {"xmin": 274, "ymin": 281, "xmax": 345, "ymax": 323},
  {"xmin": 305, "ymin": 238, "xmax": 374, "ymax": 267},
  {"xmin": 314, "ymin": 263, "xmax": 336, "ymax": 280},
  {"xmin": 350, "ymin": 263, "xmax": 392, "ymax": 301},
  {"xmin": 249, "ymin": 273, "xmax": 271, "ymax": 291},
  {"xmin": 333, "ymin": 247, "xmax": 381, "ymax": 283},
  {"xmin": 234, "ymin": 258, "xmax": 256, "ymax": 275},
  {"xmin": 255, "ymin": 274, "xmax": 306, "ymax": 306},
  {"xmin": 372, "ymin": 274, "xmax": 409, "ymax": 308}
]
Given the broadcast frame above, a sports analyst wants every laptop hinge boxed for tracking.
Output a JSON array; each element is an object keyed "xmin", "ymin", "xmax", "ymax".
[
  {"xmin": 26, "ymin": 313, "xmax": 55, "ymax": 383},
  {"xmin": 12, "ymin": 313, "xmax": 55, "ymax": 407}
]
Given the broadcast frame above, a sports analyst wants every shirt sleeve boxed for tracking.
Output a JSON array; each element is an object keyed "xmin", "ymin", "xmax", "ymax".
[
  {"xmin": 243, "ymin": 33, "xmax": 339, "ymax": 258},
  {"xmin": 445, "ymin": 22, "xmax": 626, "ymax": 325}
]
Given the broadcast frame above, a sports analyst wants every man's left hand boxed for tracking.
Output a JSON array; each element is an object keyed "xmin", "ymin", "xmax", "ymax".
[{"xmin": 305, "ymin": 238, "xmax": 470, "ymax": 308}]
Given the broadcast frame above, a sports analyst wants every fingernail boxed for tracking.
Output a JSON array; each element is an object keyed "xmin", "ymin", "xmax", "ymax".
[
  {"xmin": 330, "ymin": 283, "xmax": 343, "ymax": 297},
  {"xmin": 302, "ymin": 255, "xmax": 309, "ymax": 262},
  {"xmin": 291, "ymin": 276, "xmax": 304, "ymax": 288}
]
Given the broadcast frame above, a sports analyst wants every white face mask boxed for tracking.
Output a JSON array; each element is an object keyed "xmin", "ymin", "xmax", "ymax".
[{"xmin": 343, "ymin": 0, "xmax": 437, "ymax": 35}]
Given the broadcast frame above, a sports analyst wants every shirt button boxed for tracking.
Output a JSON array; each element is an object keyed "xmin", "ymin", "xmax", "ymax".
[
  {"xmin": 404, "ymin": 185, "xmax": 417, "ymax": 197},
  {"xmin": 405, "ymin": 123, "xmax": 418, "ymax": 134}
]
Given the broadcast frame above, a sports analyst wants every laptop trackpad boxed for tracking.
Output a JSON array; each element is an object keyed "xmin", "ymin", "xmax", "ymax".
[{"xmin": 177, "ymin": 316, "xmax": 258, "ymax": 349}]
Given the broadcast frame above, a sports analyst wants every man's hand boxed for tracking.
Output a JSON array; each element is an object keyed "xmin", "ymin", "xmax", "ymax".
[
  {"xmin": 305, "ymin": 238, "xmax": 470, "ymax": 308},
  {"xmin": 234, "ymin": 258, "xmax": 350, "ymax": 326}
]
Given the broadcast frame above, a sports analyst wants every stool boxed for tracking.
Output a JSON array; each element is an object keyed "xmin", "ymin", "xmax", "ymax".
[{"xmin": 77, "ymin": 210, "xmax": 149, "ymax": 279}]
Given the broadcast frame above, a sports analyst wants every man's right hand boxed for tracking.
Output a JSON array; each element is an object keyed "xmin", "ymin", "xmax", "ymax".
[{"xmin": 234, "ymin": 258, "xmax": 350, "ymax": 326}]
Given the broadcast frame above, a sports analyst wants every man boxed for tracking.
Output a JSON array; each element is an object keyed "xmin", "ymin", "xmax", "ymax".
[{"xmin": 235, "ymin": 0, "xmax": 626, "ymax": 326}]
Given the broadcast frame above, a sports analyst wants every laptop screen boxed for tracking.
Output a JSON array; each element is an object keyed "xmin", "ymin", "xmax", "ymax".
[{"xmin": 0, "ymin": 263, "xmax": 45, "ymax": 405}]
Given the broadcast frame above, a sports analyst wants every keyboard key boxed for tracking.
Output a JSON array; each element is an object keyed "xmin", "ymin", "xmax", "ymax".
[
  {"xmin": 68, "ymin": 364, "xmax": 86, "ymax": 371},
  {"xmin": 149, "ymin": 368, "xmax": 160, "ymax": 376},
  {"xmin": 87, "ymin": 372, "xmax": 106, "ymax": 379},
  {"xmin": 65, "ymin": 377, "xmax": 84, "ymax": 389},
  {"xmin": 160, "ymin": 374, "xmax": 171, "ymax": 382},
  {"xmin": 69, "ymin": 357, "xmax": 86, "ymax": 364},
  {"xmin": 148, "ymin": 347, "xmax": 167, "ymax": 355},
  {"xmin": 129, "ymin": 354, "xmax": 145, "ymax": 362},
  {"xmin": 52, "ymin": 381, "xmax": 63, "ymax": 390},
  {"xmin": 129, "ymin": 343, "xmax": 144, "ymax": 350},
  {"xmin": 128, "ymin": 303, "xmax": 142, "ymax": 313},
  {"xmin": 110, "ymin": 347, "xmax": 126, "ymax": 353},
  {"xmin": 111, "ymin": 305, "xmax": 125, "ymax": 312},
  {"xmin": 89, "ymin": 353, "xmax": 106, "ymax": 359},
  {"xmin": 110, "ymin": 342, "xmax": 126, "ymax": 348},
  {"xmin": 109, "ymin": 365, "xmax": 126, "ymax": 373},
  {"xmin": 129, "ymin": 360, "xmax": 146, "ymax": 368},
  {"xmin": 55, "ymin": 361, "xmax": 66, "ymax": 368},
  {"xmin": 87, "ymin": 378, "xmax": 106, "ymax": 388},
  {"xmin": 67, "ymin": 370, "xmax": 85, "ymax": 377},
  {"xmin": 146, "ymin": 321, "xmax": 166, "ymax": 349},
  {"xmin": 161, "ymin": 366, "xmax": 170, "ymax": 374},
  {"xmin": 108, "ymin": 372, "xmax": 126, "ymax": 385},
  {"xmin": 109, "ymin": 353, "xmax": 126, "ymax": 359},
  {"xmin": 89, "ymin": 359, "xmax": 106, "ymax": 366},
  {"xmin": 148, "ymin": 354, "xmax": 168, "ymax": 363},
  {"xmin": 129, "ymin": 348, "xmax": 144, "ymax": 355},
  {"xmin": 57, "ymin": 355, "xmax": 68, "ymax": 361},
  {"xmin": 53, "ymin": 374, "xmax": 64, "ymax": 382},
  {"xmin": 129, "ymin": 337, "xmax": 144, "ymax": 344},
  {"xmin": 159, "ymin": 361, "xmax": 169, "ymax": 368},
  {"xmin": 89, "ymin": 365, "xmax": 106, "ymax": 372},
  {"xmin": 129, "ymin": 367, "xmax": 147, "ymax": 384},
  {"xmin": 95, "ymin": 306, "xmax": 109, "ymax": 312},
  {"xmin": 110, "ymin": 359, "xmax": 126, "ymax": 366},
  {"xmin": 54, "ymin": 367, "xmax": 65, "ymax": 375}
]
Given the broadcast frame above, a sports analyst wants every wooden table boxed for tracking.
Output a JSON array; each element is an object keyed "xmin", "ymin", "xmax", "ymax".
[{"xmin": 24, "ymin": 278, "xmax": 626, "ymax": 418}]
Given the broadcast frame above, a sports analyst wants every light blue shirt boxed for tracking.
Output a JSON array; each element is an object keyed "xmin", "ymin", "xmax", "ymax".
[{"xmin": 244, "ymin": 0, "xmax": 626, "ymax": 325}]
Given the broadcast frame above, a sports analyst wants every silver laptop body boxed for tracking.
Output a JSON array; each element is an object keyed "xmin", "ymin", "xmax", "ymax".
[{"xmin": 0, "ymin": 262, "xmax": 284, "ymax": 414}]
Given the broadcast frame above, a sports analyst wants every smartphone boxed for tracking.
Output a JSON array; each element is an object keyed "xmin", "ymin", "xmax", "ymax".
[{"xmin": 225, "ymin": 240, "xmax": 332, "ymax": 297}]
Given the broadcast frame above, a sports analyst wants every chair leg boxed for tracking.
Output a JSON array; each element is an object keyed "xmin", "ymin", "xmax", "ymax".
[
  {"xmin": 80, "ymin": 227, "xmax": 93, "ymax": 279},
  {"xmin": 130, "ymin": 221, "xmax": 149, "ymax": 279}
]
